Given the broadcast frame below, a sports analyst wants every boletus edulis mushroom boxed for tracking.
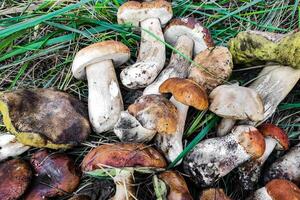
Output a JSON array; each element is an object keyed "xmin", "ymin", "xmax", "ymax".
[
  {"xmin": 0, "ymin": 89, "xmax": 90, "ymax": 149},
  {"xmin": 72, "ymin": 40, "xmax": 130, "ymax": 133},
  {"xmin": 237, "ymin": 123, "xmax": 289, "ymax": 191},
  {"xmin": 24, "ymin": 150, "xmax": 81, "ymax": 200},
  {"xmin": 199, "ymin": 188, "xmax": 231, "ymax": 200},
  {"xmin": 0, "ymin": 159, "xmax": 32, "ymax": 200},
  {"xmin": 246, "ymin": 179, "xmax": 300, "ymax": 200},
  {"xmin": 0, "ymin": 134, "xmax": 29, "ymax": 161},
  {"xmin": 82, "ymin": 143, "xmax": 167, "ymax": 200},
  {"xmin": 118, "ymin": 0, "xmax": 173, "ymax": 89},
  {"xmin": 183, "ymin": 125, "xmax": 265, "ymax": 186}
]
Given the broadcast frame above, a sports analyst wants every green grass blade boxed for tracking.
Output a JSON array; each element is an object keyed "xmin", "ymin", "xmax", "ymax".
[{"xmin": 8, "ymin": 62, "xmax": 30, "ymax": 90}]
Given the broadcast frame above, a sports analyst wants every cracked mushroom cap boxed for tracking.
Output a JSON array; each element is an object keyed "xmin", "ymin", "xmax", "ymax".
[
  {"xmin": 159, "ymin": 78, "xmax": 209, "ymax": 110},
  {"xmin": 72, "ymin": 40, "xmax": 130, "ymax": 79},
  {"xmin": 189, "ymin": 46, "xmax": 233, "ymax": 92},
  {"xmin": 258, "ymin": 123, "xmax": 289, "ymax": 150},
  {"xmin": 117, "ymin": 0, "xmax": 173, "ymax": 26},
  {"xmin": 128, "ymin": 94, "xmax": 178, "ymax": 134},
  {"xmin": 24, "ymin": 150, "xmax": 81, "ymax": 200},
  {"xmin": 158, "ymin": 171, "xmax": 193, "ymax": 200},
  {"xmin": 82, "ymin": 143, "xmax": 167, "ymax": 172},
  {"xmin": 209, "ymin": 85, "xmax": 264, "ymax": 121},
  {"xmin": 164, "ymin": 17, "xmax": 214, "ymax": 55},
  {"xmin": 199, "ymin": 188, "xmax": 231, "ymax": 200},
  {"xmin": 0, "ymin": 159, "xmax": 32, "ymax": 200},
  {"xmin": 0, "ymin": 89, "xmax": 91, "ymax": 149}
]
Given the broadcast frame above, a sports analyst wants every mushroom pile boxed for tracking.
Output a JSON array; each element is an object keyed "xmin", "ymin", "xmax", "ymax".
[{"xmin": 1, "ymin": 0, "xmax": 300, "ymax": 199}]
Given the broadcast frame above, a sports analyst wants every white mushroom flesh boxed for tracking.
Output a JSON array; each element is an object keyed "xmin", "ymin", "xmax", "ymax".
[
  {"xmin": 111, "ymin": 169, "xmax": 135, "ymax": 200},
  {"xmin": 0, "ymin": 134, "xmax": 29, "ymax": 161}
]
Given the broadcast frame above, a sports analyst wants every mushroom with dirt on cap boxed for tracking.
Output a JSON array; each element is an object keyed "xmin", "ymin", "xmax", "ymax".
[
  {"xmin": 183, "ymin": 125, "xmax": 265, "ymax": 187},
  {"xmin": 72, "ymin": 40, "xmax": 130, "ymax": 133},
  {"xmin": 117, "ymin": 0, "xmax": 173, "ymax": 89},
  {"xmin": 237, "ymin": 123, "xmax": 289, "ymax": 191},
  {"xmin": 199, "ymin": 188, "xmax": 231, "ymax": 200},
  {"xmin": 82, "ymin": 143, "xmax": 167, "ymax": 200}
]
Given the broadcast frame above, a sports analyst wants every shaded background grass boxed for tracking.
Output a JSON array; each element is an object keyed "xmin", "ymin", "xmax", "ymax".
[{"xmin": 0, "ymin": 0, "xmax": 299, "ymax": 199}]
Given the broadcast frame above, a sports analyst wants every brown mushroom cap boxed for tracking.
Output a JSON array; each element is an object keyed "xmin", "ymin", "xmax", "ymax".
[
  {"xmin": 68, "ymin": 195, "xmax": 91, "ymax": 200},
  {"xmin": 199, "ymin": 188, "xmax": 231, "ymax": 200},
  {"xmin": 0, "ymin": 159, "xmax": 32, "ymax": 200},
  {"xmin": 158, "ymin": 171, "xmax": 193, "ymax": 200},
  {"xmin": 266, "ymin": 179, "xmax": 300, "ymax": 200},
  {"xmin": 82, "ymin": 143, "xmax": 167, "ymax": 172},
  {"xmin": 128, "ymin": 94, "xmax": 178, "ymax": 134},
  {"xmin": 24, "ymin": 150, "xmax": 81, "ymax": 200},
  {"xmin": 189, "ymin": 46, "xmax": 233, "ymax": 92},
  {"xmin": 258, "ymin": 123, "xmax": 289, "ymax": 150},
  {"xmin": 159, "ymin": 78, "xmax": 209, "ymax": 110}
]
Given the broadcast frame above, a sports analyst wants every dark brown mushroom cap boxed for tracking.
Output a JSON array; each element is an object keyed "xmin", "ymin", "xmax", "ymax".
[
  {"xmin": 0, "ymin": 89, "xmax": 91, "ymax": 149},
  {"xmin": 0, "ymin": 159, "xmax": 32, "ymax": 200},
  {"xmin": 266, "ymin": 179, "xmax": 300, "ymax": 200},
  {"xmin": 68, "ymin": 195, "xmax": 91, "ymax": 200},
  {"xmin": 258, "ymin": 123, "xmax": 289, "ymax": 150},
  {"xmin": 24, "ymin": 150, "xmax": 81, "ymax": 200},
  {"xmin": 158, "ymin": 171, "xmax": 193, "ymax": 200},
  {"xmin": 128, "ymin": 94, "xmax": 178, "ymax": 134},
  {"xmin": 199, "ymin": 188, "xmax": 231, "ymax": 200},
  {"xmin": 82, "ymin": 143, "xmax": 167, "ymax": 172},
  {"xmin": 159, "ymin": 78, "xmax": 208, "ymax": 110}
]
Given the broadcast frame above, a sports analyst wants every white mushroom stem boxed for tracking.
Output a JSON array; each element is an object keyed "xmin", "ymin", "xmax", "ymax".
[
  {"xmin": 143, "ymin": 35, "xmax": 193, "ymax": 95},
  {"xmin": 247, "ymin": 187, "xmax": 273, "ymax": 200},
  {"xmin": 0, "ymin": 134, "xmax": 29, "ymax": 161},
  {"xmin": 121, "ymin": 18, "xmax": 166, "ymax": 89},
  {"xmin": 86, "ymin": 60, "xmax": 123, "ymax": 133},
  {"xmin": 111, "ymin": 169, "xmax": 135, "ymax": 200}
]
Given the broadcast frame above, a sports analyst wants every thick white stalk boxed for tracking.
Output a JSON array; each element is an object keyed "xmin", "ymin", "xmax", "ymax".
[
  {"xmin": 121, "ymin": 18, "xmax": 165, "ymax": 89},
  {"xmin": 0, "ymin": 134, "xmax": 29, "ymax": 161},
  {"xmin": 143, "ymin": 35, "xmax": 193, "ymax": 95},
  {"xmin": 111, "ymin": 169, "xmax": 135, "ymax": 200},
  {"xmin": 86, "ymin": 60, "xmax": 123, "ymax": 133}
]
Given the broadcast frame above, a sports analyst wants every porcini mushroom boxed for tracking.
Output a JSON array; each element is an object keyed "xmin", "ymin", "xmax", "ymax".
[
  {"xmin": 0, "ymin": 159, "xmax": 32, "ymax": 200},
  {"xmin": 24, "ymin": 150, "xmax": 81, "ymax": 200},
  {"xmin": 246, "ymin": 179, "xmax": 300, "ymax": 200},
  {"xmin": 0, "ymin": 134, "xmax": 29, "ymax": 161},
  {"xmin": 0, "ymin": 89, "xmax": 90, "ymax": 149},
  {"xmin": 143, "ymin": 17, "xmax": 213, "ymax": 95},
  {"xmin": 199, "ymin": 188, "xmax": 231, "ymax": 200},
  {"xmin": 82, "ymin": 143, "xmax": 167, "ymax": 200},
  {"xmin": 72, "ymin": 40, "xmax": 130, "ymax": 133},
  {"xmin": 156, "ymin": 78, "xmax": 208, "ymax": 162},
  {"xmin": 237, "ymin": 123, "xmax": 289, "ymax": 191},
  {"xmin": 264, "ymin": 143, "xmax": 300, "ymax": 185},
  {"xmin": 114, "ymin": 94, "xmax": 178, "ymax": 142},
  {"xmin": 117, "ymin": 0, "xmax": 173, "ymax": 89},
  {"xmin": 183, "ymin": 125, "xmax": 265, "ymax": 186},
  {"xmin": 153, "ymin": 170, "xmax": 193, "ymax": 200}
]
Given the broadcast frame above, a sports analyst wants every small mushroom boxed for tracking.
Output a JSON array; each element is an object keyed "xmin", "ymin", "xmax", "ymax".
[
  {"xmin": 82, "ymin": 143, "xmax": 167, "ymax": 200},
  {"xmin": 72, "ymin": 40, "xmax": 130, "ymax": 133},
  {"xmin": 24, "ymin": 150, "xmax": 81, "ymax": 200},
  {"xmin": 264, "ymin": 143, "xmax": 300, "ymax": 185},
  {"xmin": 246, "ymin": 179, "xmax": 300, "ymax": 200},
  {"xmin": 68, "ymin": 195, "xmax": 91, "ymax": 200},
  {"xmin": 183, "ymin": 125, "xmax": 265, "ymax": 186},
  {"xmin": 237, "ymin": 123, "xmax": 289, "ymax": 191},
  {"xmin": 199, "ymin": 188, "xmax": 231, "ymax": 200},
  {"xmin": 117, "ymin": 0, "xmax": 173, "ymax": 89},
  {"xmin": 0, "ymin": 159, "xmax": 32, "ymax": 200},
  {"xmin": 114, "ymin": 94, "xmax": 178, "ymax": 143},
  {"xmin": 143, "ymin": 17, "xmax": 213, "ymax": 95},
  {"xmin": 0, "ymin": 89, "xmax": 90, "ymax": 149},
  {"xmin": 0, "ymin": 134, "xmax": 29, "ymax": 161},
  {"xmin": 156, "ymin": 78, "xmax": 208, "ymax": 162}
]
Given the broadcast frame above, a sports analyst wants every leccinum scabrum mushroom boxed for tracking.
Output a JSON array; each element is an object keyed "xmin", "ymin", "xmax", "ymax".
[
  {"xmin": 117, "ymin": 0, "xmax": 172, "ymax": 89},
  {"xmin": 199, "ymin": 188, "xmax": 231, "ymax": 200},
  {"xmin": 82, "ymin": 143, "xmax": 167, "ymax": 200},
  {"xmin": 264, "ymin": 143, "xmax": 300, "ymax": 185},
  {"xmin": 246, "ymin": 179, "xmax": 300, "ymax": 200},
  {"xmin": 72, "ymin": 41, "xmax": 130, "ymax": 133},
  {"xmin": 183, "ymin": 125, "xmax": 265, "ymax": 187},
  {"xmin": 0, "ymin": 89, "xmax": 90, "ymax": 149},
  {"xmin": 0, "ymin": 134, "xmax": 29, "ymax": 161},
  {"xmin": 237, "ymin": 123, "xmax": 289, "ymax": 191}
]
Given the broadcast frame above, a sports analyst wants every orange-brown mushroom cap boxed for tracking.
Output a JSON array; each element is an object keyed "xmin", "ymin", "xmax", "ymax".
[
  {"xmin": 0, "ymin": 159, "xmax": 32, "ymax": 200},
  {"xmin": 258, "ymin": 123, "xmax": 289, "ymax": 150},
  {"xmin": 199, "ymin": 188, "xmax": 231, "ymax": 200},
  {"xmin": 159, "ymin": 78, "xmax": 209, "ymax": 110},
  {"xmin": 158, "ymin": 171, "xmax": 193, "ymax": 200},
  {"xmin": 82, "ymin": 143, "xmax": 167, "ymax": 172},
  {"xmin": 266, "ymin": 179, "xmax": 300, "ymax": 200}
]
